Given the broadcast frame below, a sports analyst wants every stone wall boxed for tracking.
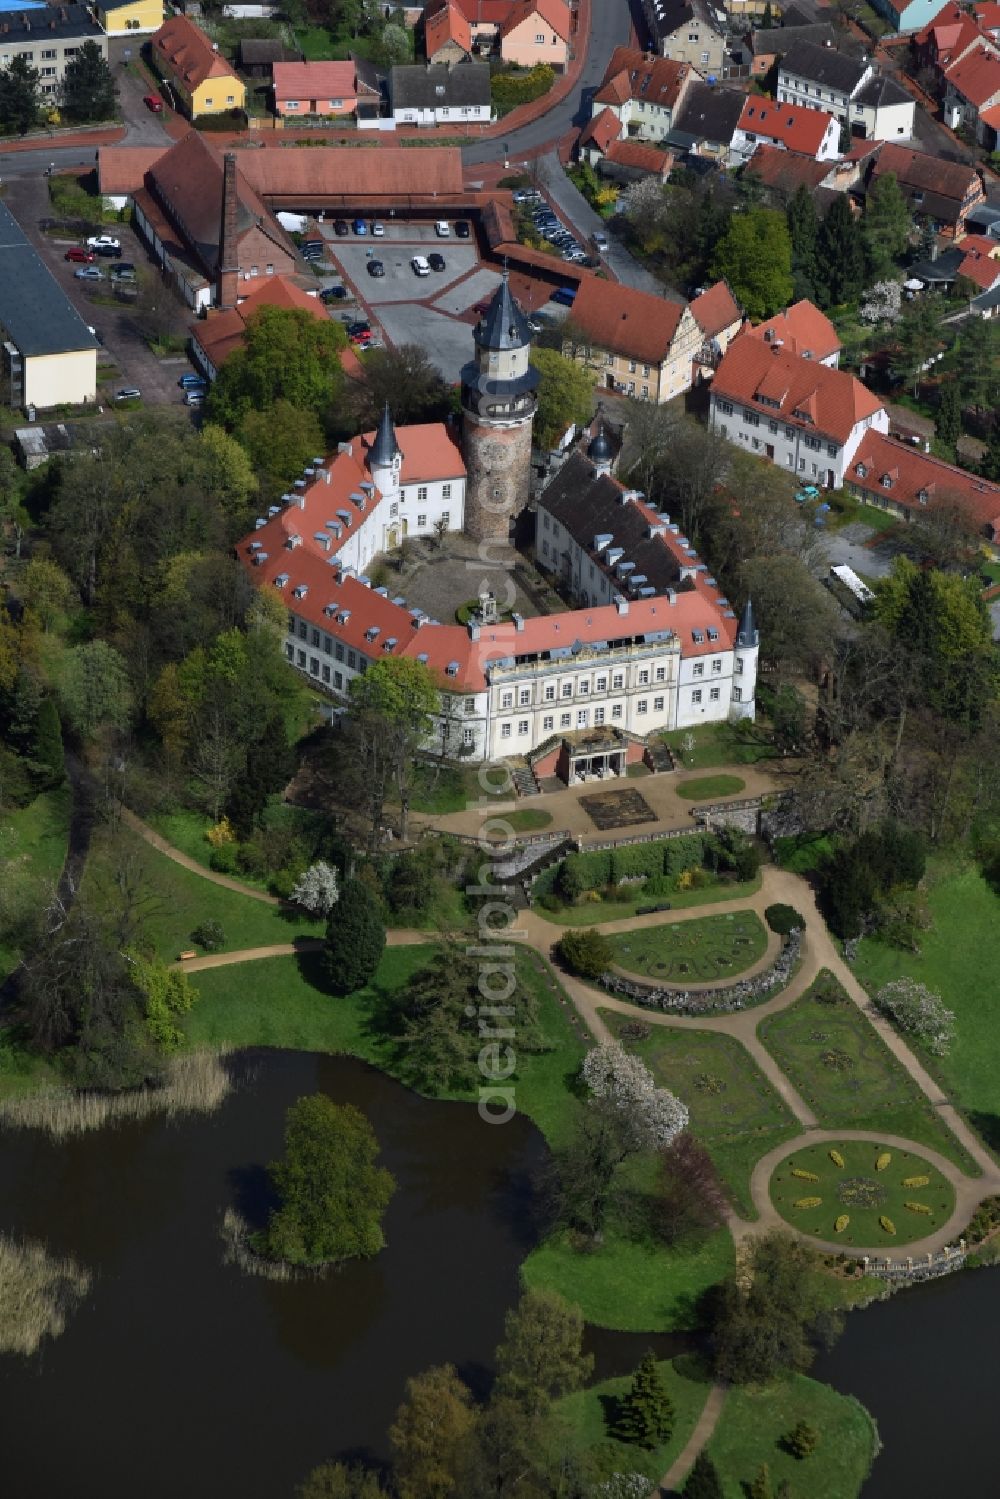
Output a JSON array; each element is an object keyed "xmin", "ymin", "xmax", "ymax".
[
  {"xmin": 462, "ymin": 416, "xmax": 534, "ymax": 543},
  {"xmin": 599, "ymin": 928, "xmax": 803, "ymax": 1016}
]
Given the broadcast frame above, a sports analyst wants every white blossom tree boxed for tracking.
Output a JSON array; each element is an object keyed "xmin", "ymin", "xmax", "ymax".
[
  {"xmin": 593, "ymin": 1476, "xmax": 654, "ymax": 1499},
  {"xmin": 874, "ymin": 977, "xmax": 954, "ymax": 1055},
  {"xmin": 290, "ymin": 861, "xmax": 340, "ymax": 918},
  {"xmin": 859, "ymin": 280, "xmax": 902, "ymax": 327},
  {"xmin": 581, "ymin": 1042, "xmax": 689, "ymax": 1148}
]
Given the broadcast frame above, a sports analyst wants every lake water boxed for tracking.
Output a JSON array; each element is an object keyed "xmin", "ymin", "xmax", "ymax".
[{"xmin": 0, "ymin": 1051, "xmax": 685, "ymax": 1499}]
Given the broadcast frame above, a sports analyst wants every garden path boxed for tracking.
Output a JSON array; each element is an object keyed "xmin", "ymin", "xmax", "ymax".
[
  {"xmin": 121, "ymin": 810, "xmax": 281, "ymax": 905},
  {"xmin": 658, "ymin": 1381, "xmax": 727, "ymax": 1497}
]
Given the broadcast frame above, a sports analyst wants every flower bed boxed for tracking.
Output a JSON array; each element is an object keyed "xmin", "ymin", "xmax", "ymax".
[
  {"xmin": 599, "ymin": 930, "xmax": 802, "ymax": 1017},
  {"xmin": 769, "ymin": 1140, "xmax": 955, "ymax": 1249}
]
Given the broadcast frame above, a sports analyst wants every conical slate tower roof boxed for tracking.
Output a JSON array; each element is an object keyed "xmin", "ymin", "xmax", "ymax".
[
  {"xmin": 474, "ymin": 270, "xmax": 533, "ymax": 352},
  {"xmin": 736, "ymin": 598, "xmax": 758, "ymax": 647},
  {"xmin": 370, "ymin": 402, "xmax": 399, "ymax": 466}
]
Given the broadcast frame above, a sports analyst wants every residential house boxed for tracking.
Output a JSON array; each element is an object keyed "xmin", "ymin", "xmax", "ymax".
[
  {"xmin": 744, "ymin": 142, "xmax": 842, "ymax": 209},
  {"xmin": 190, "ymin": 273, "xmax": 328, "ymax": 379},
  {"xmin": 845, "ymin": 430, "xmax": 1000, "ymax": 543},
  {"xmin": 353, "ymin": 54, "xmax": 386, "ymax": 120},
  {"xmin": 732, "ymin": 96, "xmax": 841, "ymax": 161},
  {"xmin": 909, "ymin": 233, "xmax": 1000, "ymax": 293},
  {"xmin": 93, "ymin": 0, "xmax": 162, "ymax": 36},
  {"xmin": 588, "ymin": 46, "xmax": 695, "ymax": 143},
  {"xmin": 150, "ymin": 14, "xmax": 247, "ymax": 117},
  {"xmin": 709, "ymin": 337, "xmax": 888, "ymax": 488},
  {"xmin": 272, "ymin": 60, "xmax": 358, "ymax": 118},
  {"xmin": 389, "ymin": 60, "xmax": 492, "ymax": 123},
  {"xmin": 0, "ymin": 199, "xmax": 97, "ymax": 410},
  {"xmin": 915, "ymin": 2, "xmax": 985, "ymax": 70},
  {"xmin": 868, "ymin": 0, "xmax": 950, "ymax": 33},
  {"xmin": 578, "ymin": 111, "xmax": 674, "ymax": 179},
  {"xmin": 237, "ymin": 38, "xmax": 303, "ymax": 78},
  {"xmin": 642, "ymin": 0, "xmax": 727, "ymax": 74},
  {"xmin": 668, "ymin": 79, "xmax": 744, "ymax": 164},
  {"xmin": 436, "ymin": 0, "xmax": 512, "ymax": 49},
  {"xmin": 499, "ymin": 0, "xmax": 572, "ymax": 68},
  {"xmin": 0, "ymin": 5, "xmax": 106, "ymax": 97},
  {"xmin": 744, "ymin": 299, "xmax": 842, "ymax": 366},
  {"xmin": 974, "ymin": 1, "xmax": 1000, "ymax": 39},
  {"xmin": 863, "ymin": 141, "xmax": 985, "ymax": 235},
  {"xmin": 777, "ymin": 37, "xmax": 915, "ymax": 138},
  {"xmin": 943, "ymin": 43, "xmax": 1000, "ymax": 144},
  {"xmin": 424, "ymin": 1, "xmax": 472, "ymax": 63},
  {"xmin": 748, "ymin": 22, "xmax": 837, "ymax": 78},
  {"xmin": 689, "ymin": 280, "xmax": 744, "ymax": 369}
]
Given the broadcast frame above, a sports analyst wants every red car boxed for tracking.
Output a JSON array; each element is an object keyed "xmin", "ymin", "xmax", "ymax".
[
  {"xmin": 65, "ymin": 246, "xmax": 95, "ymax": 263},
  {"xmin": 143, "ymin": 94, "xmax": 164, "ymax": 113}
]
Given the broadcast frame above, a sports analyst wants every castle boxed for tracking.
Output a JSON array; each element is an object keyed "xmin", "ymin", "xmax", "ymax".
[{"xmin": 237, "ymin": 274, "xmax": 758, "ymax": 776}]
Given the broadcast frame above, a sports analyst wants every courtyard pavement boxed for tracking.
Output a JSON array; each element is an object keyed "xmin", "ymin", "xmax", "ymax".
[{"xmin": 398, "ymin": 535, "xmax": 549, "ymax": 624}]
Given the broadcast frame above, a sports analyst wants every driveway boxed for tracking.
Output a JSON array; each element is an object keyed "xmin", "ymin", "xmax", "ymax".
[
  {"xmin": 334, "ymin": 240, "xmax": 479, "ymax": 306},
  {"xmin": 814, "ymin": 522, "xmax": 895, "ymax": 582}
]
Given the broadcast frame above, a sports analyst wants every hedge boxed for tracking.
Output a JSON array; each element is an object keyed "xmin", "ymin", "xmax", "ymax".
[
  {"xmin": 558, "ymin": 835, "xmax": 708, "ymax": 894},
  {"xmin": 490, "ymin": 64, "xmax": 555, "ymax": 116}
]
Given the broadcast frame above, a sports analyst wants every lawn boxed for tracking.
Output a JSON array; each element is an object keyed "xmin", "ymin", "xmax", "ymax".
[
  {"xmin": 502, "ymin": 808, "xmax": 553, "ymax": 833},
  {"xmin": 758, "ymin": 971, "xmax": 977, "ymax": 1175},
  {"xmin": 82, "ymin": 825, "xmax": 323, "ymax": 962},
  {"xmin": 675, "ymin": 775, "xmax": 746, "ymax": 802},
  {"xmin": 661, "ymin": 722, "xmax": 776, "ymax": 769},
  {"xmin": 602, "ymin": 1013, "xmax": 799, "ymax": 1218},
  {"xmin": 395, "ymin": 761, "xmax": 481, "ymax": 816},
  {"xmin": 773, "ymin": 832, "xmax": 834, "ymax": 875},
  {"xmin": 609, "ymin": 910, "xmax": 768, "ymax": 985},
  {"xmin": 0, "ymin": 787, "xmax": 71, "ymax": 978},
  {"xmin": 533, "ymin": 873, "xmax": 763, "ymax": 928},
  {"xmin": 707, "ymin": 1373, "xmax": 878, "ymax": 1499},
  {"xmin": 770, "ymin": 1138, "xmax": 955, "ymax": 1248},
  {"xmin": 852, "ymin": 862, "xmax": 1000, "ymax": 1156},
  {"xmin": 147, "ymin": 803, "xmax": 330, "ymax": 894},
  {"xmin": 555, "ymin": 1357, "xmax": 711, "ymax": 1482},
  {"xmin": 185, "ymin": 943, "xmax": 588, "ymax": 1147}
]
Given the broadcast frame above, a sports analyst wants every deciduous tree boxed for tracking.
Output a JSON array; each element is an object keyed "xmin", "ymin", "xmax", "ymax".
[
  {"xmin": 390, "ymin": 1363, "xmax": 475, "ymax": 1499},
  {"xmin": 494, "ymin": 1288, "xmax": 593, "ymax": 1413},
  {"xmin": 57, "ymin": 640, "xmax": 133, "ymax": 741},
  {"xmin": 709, "ymin": 207, "xmax": 793, "ymax": 320},
  {"xmin": 347, "ymin": 656, "xmax": 440, "ymax": 847},
  {"xmin": 530, "ymin": 346, "xmax": 595, "ymax": 449},
  {"xmin": 347, "ymin": 344, "xmax": 452, "ymax": 431}
]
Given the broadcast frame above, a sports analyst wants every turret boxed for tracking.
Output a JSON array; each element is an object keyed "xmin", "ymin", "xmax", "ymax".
[
  {"xmin": 368, "ymin": 402, "xmax": 401, "ymax": 502},
  {"xmin": 730, "ymin": 598, "xmax": 759, "ymax": 723}
]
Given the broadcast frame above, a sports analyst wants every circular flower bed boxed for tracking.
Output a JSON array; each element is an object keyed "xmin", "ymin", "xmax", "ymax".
[{"xmin": 769, "ymin": 1140, "xmax": 956, "ymax": 1248}]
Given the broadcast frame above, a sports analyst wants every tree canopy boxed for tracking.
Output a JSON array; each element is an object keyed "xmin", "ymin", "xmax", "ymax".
[
  {"xmin": 208, "ymin": 306, "xmax": 347, "ymax": 431},
  {"xmin": 709, "ymin": 207, "xmax": 793, "ymax": 320},
  {"xmin": 530, "ymin": 346, "xmax": 595, "ymax": 449},
  {"xmin": 61, "ymin": 41, "xmax": 116, "ymax": 124}
]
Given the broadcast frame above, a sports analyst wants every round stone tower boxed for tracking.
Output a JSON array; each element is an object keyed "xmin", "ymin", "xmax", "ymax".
[{"xmin": 460, "ymin": 271, "xmax": 539, "ymax": 543}]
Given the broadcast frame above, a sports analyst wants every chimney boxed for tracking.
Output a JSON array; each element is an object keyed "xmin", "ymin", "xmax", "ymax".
[{"xmin": 217, "ymin": 152, "xmax": 240, "ymax": 310}]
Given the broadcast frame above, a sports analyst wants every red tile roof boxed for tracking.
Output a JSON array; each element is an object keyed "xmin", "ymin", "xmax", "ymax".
[
  {"xmin": 868, "ymin": 142, "xmax": 983, "ymax": 213},
  {"xmin": 594, "ymin": 46, "xmax": 690, "ymax": 110},
  {"xmin": 604, "ymin": 139, "xmax": 673, "ymax": 174},
  {"xmin": 447, "ymin": 0, "xmax": 515, "ymax": 26},
  {"xmin": 272, "ymin": 61, "xmax": 358, "ymax": 101},
  {"xmin": 713, "ymin": 337, "xmax": 884, "ymax": 445},
  {"xmin": 97, "ymin": 145, "xmax": 168, "ymax": 196},
  {"xmin": 847, "ymin": 430, "xmax": 1000, "ymax": 537},
  {"xmin": 975, "ymin": 0, "xmax": 1000, "ymax": 29},
  {"xmin": 152, "ymin": 15, "xmax": 241, "ymax": 91},
  {"xmin": 192, "ymin": 275, "xmax": 328, "ymax": 367},
  {"xmin": 737, "ymin": 96, "xmax": 837, "ymax": 156},
  {"xmin": 744, "ymin": 141, "xmax": 831, "ymax": 193},
  {"xmin": 944, "ymin": 43, "xmax": 1000, "ymax": 107},
  {"xmin": 500, "ymin": 0, "xmax": 572, "ymax": 41},
  {"xmin": 568, "ymin": 277, "xmax": 687, "ymax": 365},
  {"xmin": 690, "ymin": 281, "xmax": 742, "ymax": 340},
  {"xmin": 579, "ymin": 106, "xmax": 622, "ymax": 154},
  {"xmin": 425, "ymin": 1, "xmax": 472, "ymax": 57},
  {"xmin": 956, "ymin": 234, "xmax": 1000, "ymax": 287},
  {"xmin": 238, "ymin": 145, "xmax": 465, "ymax": 201},
  {"xmin": 744, "ymin": 299, "xmax": 841, "ymax": 362}
]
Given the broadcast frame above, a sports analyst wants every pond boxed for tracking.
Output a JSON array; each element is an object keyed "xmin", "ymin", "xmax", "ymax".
[
  {"xmin": 0, "ymin": 1050, "xmax": 685, "ymax": 1498},
  {"xmin": 813, "ymin": 1265, "xmax": 1000, "ymax": 1495}
]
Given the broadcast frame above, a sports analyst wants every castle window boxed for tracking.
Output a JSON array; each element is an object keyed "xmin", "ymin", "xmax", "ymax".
[
  {"xmin": 441, "ymin": 512, "xmax": 450, "ymax": 524},
  {"xmin": 733, "ymin": 686, "xmax": 742, "ymax": 701},
  {"xmin": 501, "ymin": 691, "xmax": 513, "ymax": 709},
  {"xmin": 443, "ymin": 484, "xmax": 452, "ymax": 499},
  {"xmin": 543, "ymin": 715, "xmax": 554, "ymax": 731},
  {"xmin": 577, "ymin": 709, "xmax": 588, "ymax": 727},
  {"xmin": 654, "ymin": 696, "xmax": 664, "ymax": 711},
  {"xmin": 637, "ymin": 699, "xmax": 647, "ymax": 714},
  {"xmin": 544, "ymin": 683, "xmax": 555, "ymax": 701},
  {"xmin": 518, "ymin": 719, "xmax": 529, "ymax": 735},
  {"xmin": 417, "ymin": 514, "xmax": 427, "ymax": 527},
  {"xmin": 612, "ymin": 704, "xmax": 623, "ymax": 719},
  {"xmin": 560, "ymin": 712, "xmax": 571, "ymax": 727},
  {"xmin": 561, "ymin": 682, "xmax": 572, "ymax": 698},
  {"xmin": 692, "ymin": 689, "xmax": 702, "ymax": 704},
  {"xmin": 710, "ymin": 687, "xmax": 721, "ymax": 701},
  {"xmin": 501, "ymin": 723, "xmax": 512, "ymax": 738},
  {"xmin": 417, "ymin": 486, "xmax": 428, "ymax": 502}
]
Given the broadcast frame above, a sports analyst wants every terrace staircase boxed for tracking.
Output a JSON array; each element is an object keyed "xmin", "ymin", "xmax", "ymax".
[{"xmin": 511, "ymin": 763, "xmax": 541, "ymax": 796}]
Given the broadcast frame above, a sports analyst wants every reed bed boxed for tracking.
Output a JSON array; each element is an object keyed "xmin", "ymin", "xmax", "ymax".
[
  {"xmin": 0, "ymin": 1049, "xmax": 234, "ymax": 1139},
  {"xmin": 220, "ymin": 1209, "xmax": 328, "ymax": 1283},
  {"xmin": 0, "ymin": 1235, "xmax": 91, "ymax": 1356}
]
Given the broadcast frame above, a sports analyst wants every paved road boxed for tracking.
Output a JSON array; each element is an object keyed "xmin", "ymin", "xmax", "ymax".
[{"xmin": 462, "ymin": 0, "xmax": 633, "ymax": 167}]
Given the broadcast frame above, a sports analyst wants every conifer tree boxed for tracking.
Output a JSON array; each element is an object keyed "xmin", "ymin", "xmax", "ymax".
[
  {"xmin": 684, "ymin": 1450, "xmax": 724, "ymax": 1499},
  {"xmin": 614, "ymin": 1352, "xmax": 675, "ymax": 1448}
]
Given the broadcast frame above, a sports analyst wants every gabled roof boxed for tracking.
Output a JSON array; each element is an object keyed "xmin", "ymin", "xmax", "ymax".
[
  {"xmin": 713, "ymin": 338, "xmax": 883, "ymax": 444},
  {"xmin": 975, "ymin": 0, "xmax": 1000, "ymax": 29},
  {"xmin": 443, "ymin": 0, "xmax": 514, "ymax": 25},
  {"xmin": 849, "ymin": 430, "xmax": 1000, "ymax": 536},
  {"xmin": 191, "ymin": 274, "xmax": 327, "ymax": 367},
  {"xmin": 604, "ymin": 139, "xmax": 674, "ymax": 173},
  {"xmin": 778, "ymin": 37, "xmax": 869, "ymax": 93},
  {"xmin": 239, "ymin": 144, "xmax": 465, "ymax": 198},
  {"xmin": 98, "ymin": 145, "xmax": 169, "ymax": 196},
  {"xmin": 955, "ymin": 233, "xmax": 1000, "ymax": 287},
  {"xmin": 152, "ymin": 14, "xmax": 241, "ymax": 90},
  {"xmin": 854, "ymin": 72, "xmax": 913, "ymax": 108},
  {"xmin": 944, "ymin": 42, "xmax": 1000, "ymax": 106},
  {"xmin": 500, "ymin": 0, "xmax": 571, "ymax": 41},
  {"xmin": 390, "ymin": 59, "xmax": 491, "ymax": 107},
  {"xmin": 744, "ymin": 299, "xmax": 841, "ymax": 362},
  {"xmin": 737, "ymin": 96, "xmax": 837, "ymax": 155},
  {"xmin": 579, "ymin": 106, "xmax": 623, "ymax": 154},
  {"xmin": 238, "ymin": 39, "xmax": 302, "ymax": 65},
  {"xmin": 425, "ymin": 0, "xmax": 472, "ymax": 56},
  {"xmin": 867, "ymin": 142, "xmax": 982, "ymax": 215},
  {"xmin": 744, "ymin": 141, "xmax": 830, "ymax": 194},
  {"xmin": 672, "ymin": 80, "xmax": 745, "ymax": 145},
  {"xmin": 272, "ymin": 61, "xmax": 358, "ymax": 100},
  {"xmin": 568, "ymin": 277, "xmax": 687, "ymax": 364},
  {"xmin": 0, "ymin": 3, "xmax": 101, "ymax": 42},
  {"xmin": 750, "ymin": 22, "xmax": 837, "ymax": 56},
  {"xmin": 690, "ymin": 280, "xmax": 742, "ymax": 339},
  {"xmin": 646, "ymin": 0, "xmax": 723, "ymax": 44},
  {"xmin": 594, "ymin": 45, "xmax": 691, "ymax": 110}
]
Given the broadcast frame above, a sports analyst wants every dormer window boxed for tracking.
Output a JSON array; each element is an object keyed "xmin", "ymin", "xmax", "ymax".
[
  {"xmin": 917, "ymin": 488, "xmax": 929, "ymax": 504},
  {"xmin": 856, "ymin": 463, "xmax": 868, "ymax": 479},
  {"xmin": 881, "ymin": 474, "xmax": 893, "ymax": 489}
]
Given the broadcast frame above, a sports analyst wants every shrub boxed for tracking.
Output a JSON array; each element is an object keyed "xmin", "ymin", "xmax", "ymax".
[
  {"xmin": 206, "ymin": 817, "xmax": 236, "ymax": 848},
  {"xmin": 879, "ymin": 1215, "xmax": 896, "ymax": 1235},
  {"xmin": 791, "ymin": 1167, "xmax": 819, "ymax": 1181},
  {"xmin": 905, "ymin": 1201, "xmax": 932, "ymax": 1215},
  {"xmin": 835, "ymin": 1215, "xmax": 849, "ymax": 1233},
  {"xmin": 491, "ymin": 63, "xmax": 555, "ymax": 115},
  {"xmin": 794, "ymin": 1196, "xmax": 822, "ymax": 1209},
  {"xmin": 874, "ymin": 978, "xmax": 955, "ymax": 1056},
  {"xmin": 557, "ymin": 928, "xmax": 614, "ymax": 979},
  {"xmin": 765, "ymin": 903, "xmax": 803, "ymax": 936},
  {"xmin": 902, "ymin": 1174, "xmax": 930, "ymax": 1188},
  {"xmin": 209, "ymin": 844, "xmax": 238, "ymax": 874},
  {"xmin": 829, "ymin": 1149, "xmax": 845, "ymax": 1168},
  {"xmin": 191, "ymin": 919, "xmax": 225, "ymax": 951},
  {"xmin": 876, "ymin": 1152, "xmax": 892, "ymax": 1171}
]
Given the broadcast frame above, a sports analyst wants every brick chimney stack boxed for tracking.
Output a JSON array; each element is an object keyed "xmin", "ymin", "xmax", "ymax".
[{"xmin": 217, "ymin": 151, "xmax": 239, "ymax": 309}]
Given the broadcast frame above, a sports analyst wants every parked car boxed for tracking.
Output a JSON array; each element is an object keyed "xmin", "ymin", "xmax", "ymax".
[
  {"xmin": 179, "ymin": 373, "xmax": 206, "ymax": 389},
  {"xmin": 115, "ymin": 387, "xmax": 141, "ymax": 401},
  {"xmin": 86, "ymin": 234, "xmax": 121, "ymax": 252},
  {"xmin": 427, "ymin": 252, "xmax": 446, "ymax": 272},
  {"xmin": 551, "ymin": 285, "xmax": 578, "ymax": 307},
  {"xmin": 350, "ymin": 330, "xmax": 373, "ymax": 347},
  {"xmin": 411, "ymin": 255, "xmax": 431, "ymax": 276},
  {"xmin": 434, "ymin": 221, "xmax": 450, "ymax": 238},
  {"xmin": 111, "ymin": 267, "xmax": 137, "ymax": 282},
  {"xmin": 592, "ymin": 230, "xmax": 609, "ymax": 253},
  {"xmin": 320, "ymin": 284, "xmax": 348, "ymax": 300},
  {"xmin": 74, "ymin": 266, "xmax": 103, "ymax": 280},
  {"xmin": 371, "ymin": 221, "xmax": 385, "ymax": 237},
  {"xmin": 512, "ymin": 188, "xmax": 542, "ymax": 204},
  {"xmin": 111, "ymin": 261, "xmax": 135, "ymax": 275},
  {"xmin": 301, "ymin": 243, "xmax": 324, "ymax": 261},
  {"xmin": 367, "ymin": 259, "xmax": 385, "ymax": 278},
  {"xmin": 455, "ymin": 220, "xmax": 471, "ymax": 238},
  {"xmin": 64, "ymin": 246, "xmax": 94, "ymax": 263},
  {"xmin": 334, "ymin": 219, "xmax": 350, "ymax": 237},
  {"xmin": 143, "ymin": 94, "xmax": 163, "ymax": 113},
  {"xmin": 94, "ymin": 242, "xmax": 122, "ymax": 259},
  {"xmin": 184, "ymin": 391, "xmax": 205, "ymax": 407},
  {"xmin": 353, "ymin": 218, "xmax": 368, "ymax": 235},
  {"xmin": 347, "ymin": 321, "xmax": 371, "ymax": 338}
]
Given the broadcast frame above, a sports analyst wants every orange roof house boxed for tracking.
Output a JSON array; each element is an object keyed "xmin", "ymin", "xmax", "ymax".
[
  {"xmin": 499, "ymin": 0, "xmax": 572, "ymax": 69},
  {"xmin": 190, "ymin": 274, "xmax": 330, "ymax": 376},
  {"xmin": 734, "ymin": 96, "xmax": 841, "ymax": 161},
  {"xmin": 744, "ymin": 299, "xmax": 842, "ymax": 366},
  {"xmin": 424, "ymin": 1, "xmax": 473, "ymax": 63},
  {"xmin": 272, "ymin": 61, "xmax": 358, "ymax": 118},
  {"xmin": 151, "ymin": 15, "xmax": 246, "ymax": 118},
  {"xmin": 847, "ymin": 430, "xmax": 1000, "ymax": 539}
]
